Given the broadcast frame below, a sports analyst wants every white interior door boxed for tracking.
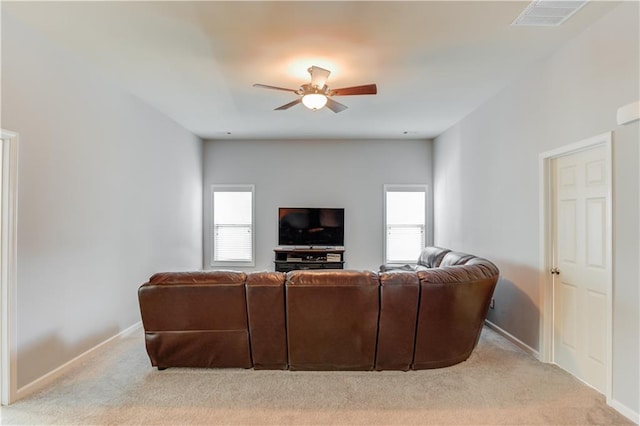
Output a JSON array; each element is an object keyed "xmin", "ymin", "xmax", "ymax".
[{"xmin": 551, "ymin": 144, "xmax": 610, "ymax": 393}]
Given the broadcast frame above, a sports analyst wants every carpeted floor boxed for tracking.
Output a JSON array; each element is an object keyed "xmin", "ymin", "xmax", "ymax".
[{"xmin": 0, "ymin": 327, "xmax": 632, "ymax": 425}]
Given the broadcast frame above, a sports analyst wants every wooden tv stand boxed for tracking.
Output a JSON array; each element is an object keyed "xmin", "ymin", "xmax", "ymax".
[{"xmin": 274, "ymin": 247, "xmax": 345, "ymax": 272}]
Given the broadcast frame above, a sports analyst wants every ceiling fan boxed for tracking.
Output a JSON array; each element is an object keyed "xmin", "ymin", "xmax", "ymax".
[{"xmin": 253, "ymin": 65, "xmax": 377, "ymax": 113}]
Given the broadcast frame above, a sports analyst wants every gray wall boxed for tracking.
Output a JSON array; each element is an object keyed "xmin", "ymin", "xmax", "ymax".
[
  {"xmin": 2, "ymin": 12, "xmax": 203, "ymax": 388},
  {"xmin": 203, "ymin": 139, "xmax": 433, "ymax": 271},
  {"xmin": 433, "ymin": 3, "xmax": 638, "ymax": 415}
]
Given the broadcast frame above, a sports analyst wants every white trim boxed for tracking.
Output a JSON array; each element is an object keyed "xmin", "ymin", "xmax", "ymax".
[
  {"xmin": 0, "ymin": 130, "xmax": 19, "ymax": 406},
  {"xmin": 484, "ymin": 320, "xmax": 540, "ymax": 359},
  {"xmin": 538, "ymin": 131, "xmax": 613, "ymax": 405},
  {"xmin": 538, "ymin": 151, "xmax": 553, "ymax": 363},
  {"xmin": 210, "ymin": 184, "xmax": 255, "ymax": 268},
  {"xmin": 609, "ymin": 399, "xmax": 640, "ymax": 424},
  {"xmin": 383, "ymin": 184, "xmax": 431, "ymax": 264},
  {"xmin": 15, "ymin": 322, "xmax": 142, "ymax": 402},
  {"xmin": 616, "ymin": 100, "xmax": 639, "ymax": 126}
]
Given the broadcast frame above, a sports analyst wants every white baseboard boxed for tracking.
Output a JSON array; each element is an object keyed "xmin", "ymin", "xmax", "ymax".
[
  {"xmin": 484, "ymin": 321, "xmax": 638, "ymax": 424},
  {"xmin": 484, "ymin": 319, "xmax": 540, "ymax": 359},
  {"xmin": 609, "ymin": 398, "xmax": 639, "ymax": 425},
  {"xmin": 15, "ymin": 321, "xmax": 142, "ymax": 402}
]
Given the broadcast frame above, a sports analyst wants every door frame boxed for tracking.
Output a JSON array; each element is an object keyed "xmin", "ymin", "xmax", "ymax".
[
  {"xmin": 538, "ymin": 131, "xmax": 613, "ymax": 402},
  {"xmin": 0, "ymin": 129, "xmax": 19, "ymax": 405}
]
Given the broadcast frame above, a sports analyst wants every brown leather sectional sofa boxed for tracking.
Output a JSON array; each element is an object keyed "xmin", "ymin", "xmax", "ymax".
[{"xmin": 138, "ymin": 247, "xmax": 499, "ymax": 371}]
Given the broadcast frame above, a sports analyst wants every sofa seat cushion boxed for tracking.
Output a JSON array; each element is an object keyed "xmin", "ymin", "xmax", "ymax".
[{"xmin": 378, "ymin": 263, "xmax": 415, "ymax": 272}]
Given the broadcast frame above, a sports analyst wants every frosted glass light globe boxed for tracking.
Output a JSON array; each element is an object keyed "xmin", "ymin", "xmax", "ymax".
[{"xmin": 302, "ymin": 93, "xmax": 328, "ymax": 110}]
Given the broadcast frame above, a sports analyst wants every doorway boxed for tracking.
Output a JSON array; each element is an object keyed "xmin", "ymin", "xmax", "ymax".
[
  {"xmin": 539, "ymin": 132, "xmax": 612, "ymax": 400},
  {"xmin": 0, "ymin": 129, "xmax": 18, "ymax": 405}
]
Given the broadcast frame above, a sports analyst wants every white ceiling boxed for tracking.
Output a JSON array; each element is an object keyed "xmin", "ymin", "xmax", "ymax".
[{"xmin": 3, "ymin": 1, "xmax": 619, "ymax": 140}]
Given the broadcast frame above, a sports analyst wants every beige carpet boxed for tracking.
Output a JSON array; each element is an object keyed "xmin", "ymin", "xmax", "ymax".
[{"xmin": 0, "ymin": 327, "xmax": 632, "ymax": 425}]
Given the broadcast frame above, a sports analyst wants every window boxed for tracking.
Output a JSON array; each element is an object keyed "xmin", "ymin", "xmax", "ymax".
[
  {"xmin": 211, "ymin": 185, "xmax": 254, "ymax": 267},
  {"xmin": 384, "ymin": 185, "xmax": 428, "ymax": 264}
]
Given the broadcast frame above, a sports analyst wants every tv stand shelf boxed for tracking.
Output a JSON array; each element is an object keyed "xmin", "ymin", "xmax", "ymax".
[{"xmin": 274, "ymin": 247, "xmax": 345, "ymax": 272}]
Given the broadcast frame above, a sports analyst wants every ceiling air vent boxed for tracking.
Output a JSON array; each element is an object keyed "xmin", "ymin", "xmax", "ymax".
[{"xmin": 512, "ymin": 1, "xmax": 588, "ymax": 27}]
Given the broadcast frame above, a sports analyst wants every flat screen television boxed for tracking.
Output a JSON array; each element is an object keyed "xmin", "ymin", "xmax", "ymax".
[{"xmin": 278, "ymin": 207, "xmax": 344, "ymax": 247}]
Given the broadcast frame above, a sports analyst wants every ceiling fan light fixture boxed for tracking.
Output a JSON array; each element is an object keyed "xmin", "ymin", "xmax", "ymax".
[
  {"xmin": 254, "ymin": 65, "xmax": 376, "ymax": 113},
  {"xmin": 302, "ymin": 93, "xmax": 328, "ymax": 110}
]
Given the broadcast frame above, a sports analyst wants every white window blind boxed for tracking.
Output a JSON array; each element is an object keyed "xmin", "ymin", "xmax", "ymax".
[
  {"xmin": 213, "ymin": 224, "xmax": 252, "ymax": 262},
  {"xmin": 384, "ymin": 186, "xmax": 427, "ymax": 264},
  {"xmin": 211, "ymin": 185, "xmax": 254, "ymax": 266}
]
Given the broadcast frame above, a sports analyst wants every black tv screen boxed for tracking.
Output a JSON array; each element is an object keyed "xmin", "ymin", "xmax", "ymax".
[{"xmin": 278, "ymin": 208, "xmax": 344, "ymax": 247}]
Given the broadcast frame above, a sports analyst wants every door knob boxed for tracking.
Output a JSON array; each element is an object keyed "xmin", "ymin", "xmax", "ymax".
[{"xmin": 550, "ymin": 267, "xmax": 560, "ymax": 275}]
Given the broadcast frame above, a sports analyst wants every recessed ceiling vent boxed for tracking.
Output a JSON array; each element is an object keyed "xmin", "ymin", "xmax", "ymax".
[{"xmin": 512, "ymin": 1, "xmax": 588, "ymax": 27}]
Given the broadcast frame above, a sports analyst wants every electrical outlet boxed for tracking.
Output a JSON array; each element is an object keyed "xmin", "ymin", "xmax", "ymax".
[{"xmin": 490, "ymin": 298, "xmax": 495, "ymax": 309}]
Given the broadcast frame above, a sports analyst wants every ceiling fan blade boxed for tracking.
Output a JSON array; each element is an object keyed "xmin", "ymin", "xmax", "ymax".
[
  {"xmin": 309, "ymin": 66, "xmax": 331, "ymax": 89},
  {"xmin": 253, "ymin": 83, "xmax": 299, "ymax": 93},
  {"xmin": 325, "ymin": 98, "xmax": 348, "ymax": 113},
  {"xmin": 329, "ymin": 84, "xmax": 377, "ymax": 96},
  {"xmin": 274, "ymin": 98, "xmax": 302, "ymax": 110}
]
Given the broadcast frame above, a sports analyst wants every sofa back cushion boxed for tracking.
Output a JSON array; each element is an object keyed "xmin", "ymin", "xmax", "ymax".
[
  {"xmin": 140, "ymin": 271, "xmax": 248, "ymax": 330},
  {"xmin": 138, "ymin": 270, "xmax": 252, "ymax": 369},
  {"xmin": 413, "ymin": 257, "xmax": 499, "ymax": 369},
  {"xmin": 245, "ymin": 271, "xmax": 288, "ymax": 369},
  {"xmin": 417, "ymin": 246, "xmax": 451, "ymax": 268},
  {"xmin": 376, "ymin": 271, "xmax": 420, "ymax": 371},
  {"xmin": 439, "ymin": 251, "xmax": 475, "ymax": 267},
  {"xmin": 285, "ymin": 270, "xmax": 379, "ymax": 370},
  {"xmin": 148, "ymin": 270, "xmax": 246, "ymax": 285}
]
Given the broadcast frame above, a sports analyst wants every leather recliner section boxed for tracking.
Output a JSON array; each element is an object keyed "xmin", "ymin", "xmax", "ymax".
[
  {"xmin": 138, "ymin": 248, "xmax": 499, "ymax": 372},
  {"xmin": 285, "ymin": 270, "xmax": 379, "ymax": 370},
  {"xmin": 245, "ymin": 271, "xmax": 288, "ymax": 370},
  {"xmin": 413, "ymin": 259, "xmax": 499, "ymax": 369},
  {"xmin": 138, "ymin": 271, "xmax": 252, "ymax": 369},
  {"xmin": 376, "ymin": 271, "xmax": 420, "ymax": 371}
]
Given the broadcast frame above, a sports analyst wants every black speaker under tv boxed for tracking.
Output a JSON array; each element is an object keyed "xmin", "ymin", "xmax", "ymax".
[{"xmin": 278, "ymin": 207, "xmax": 344, "ymax": 247}]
